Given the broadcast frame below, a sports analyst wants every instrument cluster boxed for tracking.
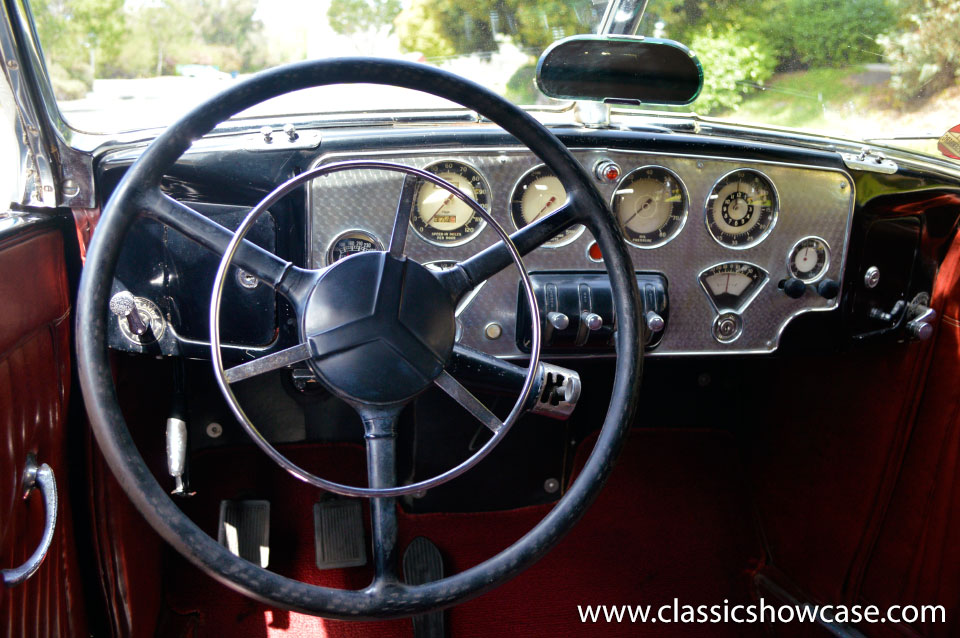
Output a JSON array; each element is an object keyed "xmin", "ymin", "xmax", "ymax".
[{"xmin": 308, "ymin": 149, "xmax": 855, "ymax": 357}]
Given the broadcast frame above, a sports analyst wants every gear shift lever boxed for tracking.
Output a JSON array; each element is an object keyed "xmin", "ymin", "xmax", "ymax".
[{"xmin": 109, "ymin": 291, "xmax": 149, "ymax": 336}]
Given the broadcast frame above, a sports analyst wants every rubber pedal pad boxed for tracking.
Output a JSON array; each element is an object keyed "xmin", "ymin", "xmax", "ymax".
[
  {"xmin": 218, "ymin": 500, "xmax": 270, "ymax": 568},
  {"xmin": 403, "ymin": 537, "xmax": 446, "ymax": 638},
  {"xmin": 314, "ymin": 499, "xmax": 367, "ymax": 569}
]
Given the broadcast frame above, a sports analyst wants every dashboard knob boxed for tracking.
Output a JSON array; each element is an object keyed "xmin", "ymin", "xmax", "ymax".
[
  {"xmin": 906, "ymin": 319, "xmax": 934, "ymax": 341},
  {"xmin": 546, "ymin": 311, "xmax": 569, "ymax": 330},
  {"xmin": 817, "ymin": 278, "xmax": 840, "ymax": 299},
  {"xmin": 644, "ymin": 311, "xmax": 664, "ymax": 334},
  {"xmin": 581, "ymin": 312, "xmax": 603, "ymax": 331},
  {"xmin": 783, "ymin": 277, "xmax": 807, "ymax": 299}
]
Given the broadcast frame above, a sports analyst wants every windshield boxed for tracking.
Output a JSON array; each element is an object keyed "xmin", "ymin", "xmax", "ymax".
[{"xmin": 30, "ymin": 0, "xmax": 960, "ymax": 159}]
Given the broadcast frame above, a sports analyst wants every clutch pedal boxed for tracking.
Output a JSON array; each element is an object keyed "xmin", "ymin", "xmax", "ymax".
[
  {"xmin": 314, "ymin": 499, "xmax": 367, "ymax": 569},
  {"xmin": 218, "ymin": 500, "xmax": 270, "ymax": 568}
]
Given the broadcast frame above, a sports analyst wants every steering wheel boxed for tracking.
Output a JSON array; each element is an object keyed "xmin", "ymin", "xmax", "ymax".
[{"xmin": 76, "ymin": 58, "xmax": 642, "ymax": 619}]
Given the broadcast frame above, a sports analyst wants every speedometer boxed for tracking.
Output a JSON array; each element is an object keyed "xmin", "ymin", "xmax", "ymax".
[
  {"xmin": 705, "ymin": 169, "xmax": 778, "ymax": 248},
  {"xmin": 410, "ymin": 160, "xmax": 489, "ymax": 246}
]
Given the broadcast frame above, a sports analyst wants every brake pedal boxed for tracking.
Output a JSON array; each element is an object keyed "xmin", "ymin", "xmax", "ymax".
[
  {"xmin": 403, "ymin": 537, "xmax": 446, "ymax": 638},
  {"xmin": 218, "ymin": 500, "xmax": 270, "ymax": 568},
  {"xmin": 314, "ymin": 499, "xmax": 367, "ymax": 569}
]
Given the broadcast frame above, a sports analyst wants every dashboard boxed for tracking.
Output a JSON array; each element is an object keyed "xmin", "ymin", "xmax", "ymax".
[{"xmin": 309, "ymin": 147, "xmax": 855, "ymax": 356}]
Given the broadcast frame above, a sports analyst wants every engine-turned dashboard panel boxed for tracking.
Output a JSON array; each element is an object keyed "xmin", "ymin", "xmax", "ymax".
[{"xmin": 309, "ymin": 148, "xmax": 855, "ymax": 356}]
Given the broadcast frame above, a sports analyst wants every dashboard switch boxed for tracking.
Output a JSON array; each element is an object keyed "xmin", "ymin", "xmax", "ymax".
[
  {"xmin": 582, "ymin": 312, "xmax": 603, "ymax": 331},
  {"xmin": 546, "ymin": 312, "xmax": 570, "ymax": 330},
  {"xmin": 645, "ymin": 311, "xmax": 665, "ymax": 334},
  {"xmin": 783, "ymin": 277, "xmax": 807, "ymax": 299}
]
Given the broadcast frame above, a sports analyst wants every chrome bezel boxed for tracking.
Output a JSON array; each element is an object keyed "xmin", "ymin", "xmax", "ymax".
[
  {"xmin": 786, "ymin": 235, "xmax": 831, "ymax": 283},
  {"xmin": 704, "ymin": 168, "xmax": 780, "ymax": 250},
  {"xmin": 409, "ymin": 158, "xmax": 490, "ymax": 248},
  {"xmin": 509, "ymin": 163, "xmax": 585, "ymax": 248},
  {"xmin": 324, "ymin": 228, "xmax": 383, "ymax": 265},
  {"xmin": 712, "ymin": 312, "xmax": 743, "ymax": 344},
  {"xmin": 610, "ymin": 164, "xmax": 689, "ymax": 249}
]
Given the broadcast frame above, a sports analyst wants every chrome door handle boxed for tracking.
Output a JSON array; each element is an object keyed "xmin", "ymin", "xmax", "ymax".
[{"xmin": 2, "ymin": 454, "xmax": 58, "ymax": 587}]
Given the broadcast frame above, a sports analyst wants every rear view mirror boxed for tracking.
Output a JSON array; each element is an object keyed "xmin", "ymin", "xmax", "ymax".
[{"xmin": 536, "ymin": 35, "xmax": 703, "ymax": 106}]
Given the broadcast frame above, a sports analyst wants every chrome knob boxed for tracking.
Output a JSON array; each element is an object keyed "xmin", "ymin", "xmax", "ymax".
[
  {"xmin": 546, "ymin": 311, "xmax": 569, "ymax": 330},
  {"xmin": 645, "ymin": 311, "xmax": 664, "ymax": 334},
  {"xmin": 582, "ymin": 312, "xmax": 603, "ymax": 331},
  {"xmin": 906, "ymin": 320, "xmax": 934, "ymax": 340},
  {"xmin": 282, "ymin": 123, "xmax": 298, "ymax": 141},
  {"xmin": 109, "ymin": 291, "xmax": 148, "ymax": 336},
  {"xmin": 260, "ymin": 126, "xmax": 274, "ymax": 143}
]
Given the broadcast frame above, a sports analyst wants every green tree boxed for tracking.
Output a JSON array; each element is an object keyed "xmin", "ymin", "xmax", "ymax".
[
  {"xmin": 328, "ymin": 0, "xmax": 402, "ymax": 36},
  {"xmin": 879, "ymin": 0, "xmax": 960, "ymax": 101}
]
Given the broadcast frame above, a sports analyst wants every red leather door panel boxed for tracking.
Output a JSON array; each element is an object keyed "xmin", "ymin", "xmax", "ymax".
[{"xmin": 0, "ymin": 220, "xmax": 87, "ymax": 637}]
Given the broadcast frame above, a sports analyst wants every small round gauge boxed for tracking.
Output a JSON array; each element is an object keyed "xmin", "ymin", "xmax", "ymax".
[
  {"xmin": 611, "ymin": 166, "xmax": 687, "ymax": 248},
  {"xmin": 787, "ymin": 236, "xmax": 830, "ymax": 282},
  {"xmin": 705, "ymin": 169, "xmax": 778, "ymax": 248},
  {"xmin": 410, "ymin": 160, "xmax": 489, "ymax": 246},
  {"xmin": 326, "ymin": 230, "xmax": 382, "ymax": 265},
  {"xmin": 510, "ymin": 165, "xmax": 584, "ymax": 247}
]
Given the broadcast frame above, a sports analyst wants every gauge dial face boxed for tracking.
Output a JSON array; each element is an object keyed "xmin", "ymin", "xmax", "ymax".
[
  {"xmin": 612, "ymin": 166, "xmax": 687, "ymax": 247},
  {"xmin": 698, "ymin": 262, "xmax": 769, "ymax": 313},
  {"xmin": 705, "ymin": 170, "xmax": 778, "ymax": 248},
  {"xmin": 510, "ymin": 165, "xmax": 584, "ymax": 247},
  {"xmin": 410, "ymin": 161, "xmax": 489, "ymax": 246},
  {"xmin": 326, "ymin": 230, "xmax": 382, "ymax": 265},
  {"xmin": 787, "ymin": 237, "xmax": 830, "ymax": 282}
]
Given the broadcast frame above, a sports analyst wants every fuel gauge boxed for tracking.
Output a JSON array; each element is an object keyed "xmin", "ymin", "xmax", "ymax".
[
  {"xmin": 326, "ymin": 230, "xmax": 382, "ymax": 264},
  {"xmin": 698, "ymin": 262, "xmax": 769, "ymax": 313}
]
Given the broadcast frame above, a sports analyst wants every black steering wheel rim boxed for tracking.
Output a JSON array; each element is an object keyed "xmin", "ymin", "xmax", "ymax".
[{"xmin": 76, "ymin": 58, "xmax": 643, "ymax": 619}]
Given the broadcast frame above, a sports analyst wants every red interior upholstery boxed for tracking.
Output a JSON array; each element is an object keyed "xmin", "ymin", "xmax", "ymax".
[
  {"xmin": 0, "ymin": 225, "xmax": 87, "ymax": 637},
  {"xmin": 158, "ymin": 429, "xmax": 764, "ymax": 637}
]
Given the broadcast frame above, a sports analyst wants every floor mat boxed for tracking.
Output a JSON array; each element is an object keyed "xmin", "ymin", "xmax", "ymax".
[{"xmin": 162, "ymin": 429, "xmax": 764, "ymax": 637}]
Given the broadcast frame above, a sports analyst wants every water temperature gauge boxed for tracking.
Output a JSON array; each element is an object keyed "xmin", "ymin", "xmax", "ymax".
[
  {"xmin": 326, "ymin": 230, "xmax": 382, "ymax": 265},
  {"xmin": 787, "ymin": 236, "xmax": 830, "ymax": 282},
  {"xmin": 698, "ymin": 262, "xmax": 769, "ymax": 313}
]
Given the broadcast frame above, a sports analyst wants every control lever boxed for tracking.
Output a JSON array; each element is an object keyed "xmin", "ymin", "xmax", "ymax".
[
  {"xmin": 166, "ymin": 362, "xmax": 195, "ymax": 497},
  {"xmin": 546, "ymin": 312, "xmax": 569, "ymax": 330},
  {"xmin": 109, "ymin": 291, "xmax": 149, "ymax": 336},
  {"xmin": 905, "ymin": 302, "xmax": 936, "ymax": 341}
]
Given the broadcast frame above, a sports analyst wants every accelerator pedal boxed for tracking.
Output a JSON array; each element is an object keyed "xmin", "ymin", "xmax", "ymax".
[
  {"xmin": 314, "ymin": 499, "xmax": 367, "ymax": 569},
  {"xmin": 403, "ymin": 537, "xmax": 446, "ymax": 638},
  {"xmin": 218, "ymin": 499, "xmax": 270, "ymax": 568}
]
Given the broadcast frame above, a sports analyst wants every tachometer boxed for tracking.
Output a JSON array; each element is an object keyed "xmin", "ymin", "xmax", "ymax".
[
  {"xmin": 410, "ymin": 160, "xmax": 489, "ymax": 246},
  {"xmin": 698, "ymin": 262, "xmax": 769, "ymax": 313},
  {"xmin": 510, "ymin": 165, "xmax": 584, "ymax": 247},
  {"xmin": 705, "ymin": 169, "xmax": 778, "ymax": 248},
  {"xmin": 612, "ymin": 166, "xmax": 687, "ymax": 248}
]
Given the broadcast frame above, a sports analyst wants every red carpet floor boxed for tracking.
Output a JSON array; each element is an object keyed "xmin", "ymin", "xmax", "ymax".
[{"xmin": 161, "ymin": 429, "xmax": 765, "ymax": 637}]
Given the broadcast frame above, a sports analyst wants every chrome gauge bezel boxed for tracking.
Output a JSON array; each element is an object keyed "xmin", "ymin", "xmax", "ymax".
[
  {"xmin": 704, "ymin": 168, "xmax": 779, "ymax": 249},
  {"xmin": 325, "ymin": 228, "xmax": 384, "ymax": 265},
  {"xmin": 409, "ymin": 159, "xmax": 490, "ymax": 247},
  {"xmin": 610, "ymin": 164, "xmax": 689, "ymax": 249},
  {"xmin": 509, "ymin": 163, "xmax": 585, "ymax": 248},
  {"xmin": 786, "ymin": 236, "xmax": 831, "ymax": 283}
]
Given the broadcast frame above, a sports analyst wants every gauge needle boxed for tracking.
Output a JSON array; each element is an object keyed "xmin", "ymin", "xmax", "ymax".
[
  {"xmin": 724, "ymin": 273, "xmax": 731, "ymax": 293},
  {"xmin": 622, "ymin": 198, "xmax": 653, "ymax": 226},
  {"xmin": 533, "ymin": 196, "xmax": 557, "ymax": 220},
  {"xmin": 426, "ymin": 193, "xmax": 455, "ymax": 225}
]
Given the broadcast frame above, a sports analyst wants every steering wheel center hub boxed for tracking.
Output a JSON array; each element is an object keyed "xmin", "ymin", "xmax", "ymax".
[{"xmin": 302, "ymin": 251, "xmax": 456, "ymax": 403}]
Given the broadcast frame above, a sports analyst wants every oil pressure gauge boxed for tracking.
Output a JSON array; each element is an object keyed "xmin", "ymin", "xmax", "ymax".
[{"xmin": 787, "ymin": 236, "xmax": 830, "ymax": 282}]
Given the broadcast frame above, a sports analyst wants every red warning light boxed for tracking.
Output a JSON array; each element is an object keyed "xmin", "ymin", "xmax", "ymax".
[
  {"xmin": 588, "ymin": 241, "xmax": 603, "ymax": 261},
  {"xmin": 604, "ymin": 165, "xmax": 620, "ymax": 181}
]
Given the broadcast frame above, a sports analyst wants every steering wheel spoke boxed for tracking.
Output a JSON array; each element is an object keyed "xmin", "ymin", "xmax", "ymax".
[
  {"xmin": 388, "ymin": 176, "xmax": 418, "ymax": 258},
  {"xmin": 139, "ymin": 189, "xmax": 317, "ymax": 304},
  {"xmin": 359, "ymin": 405, "xmax": 403, "ymax": 584},
  {"xmin": 437, "ymin": 200, "xmax": 580, "ymax": 303},
  {"xmin": 223, "ymin": 342, "xmax": 314, "ymax": 384},
  {"xmin": 434, "ymin": 370, "xmax": 503, "ymax": 433}
]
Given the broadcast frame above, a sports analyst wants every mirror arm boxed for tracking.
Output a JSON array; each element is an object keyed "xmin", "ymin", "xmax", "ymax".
[{"xmin": 596, "ymin": 0, "xmax": 649, "ymax": 36}]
